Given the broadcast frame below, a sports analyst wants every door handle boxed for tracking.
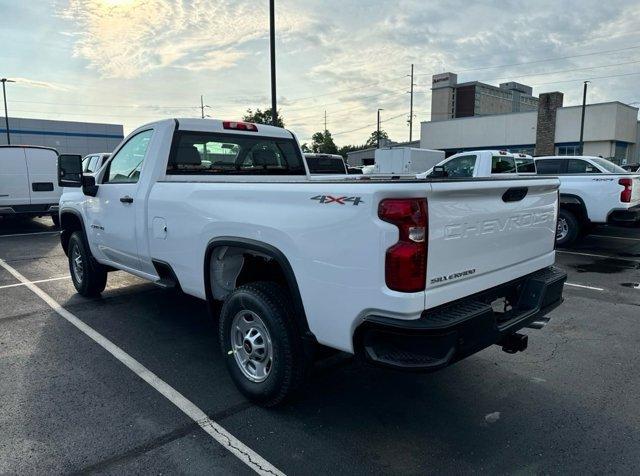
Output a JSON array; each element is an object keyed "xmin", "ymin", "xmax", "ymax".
[{"xmin": 120, "ymin": 195, "xmax": 134, "ymax": 204}]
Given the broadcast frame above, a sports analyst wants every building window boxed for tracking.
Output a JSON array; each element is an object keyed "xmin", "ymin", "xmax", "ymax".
[
  {"xmin": 557, "ymin": 145, "xmax": 580, "ymax": 156},
  {"xmin": 614, "ymin": 142, "xmax": 628, "ymax": 161}
]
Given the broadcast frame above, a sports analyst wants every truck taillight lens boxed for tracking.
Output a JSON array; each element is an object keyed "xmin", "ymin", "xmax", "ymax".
[
  {"xmin": 222, "ymin": 121, "xmax": 258, "ymax": 132},
  {"xmin": 619, "ymin": 178, "xmax": 633, "ymax": 203},
  {"xmin": 378, "ymin": 198, "xmax": 427, "ymax": 292}
]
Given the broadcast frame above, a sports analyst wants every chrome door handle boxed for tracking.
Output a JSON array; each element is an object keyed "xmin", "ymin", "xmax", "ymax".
[{"xmin": 120, "ymin": 195, "xmax": 134, "ymax": 204}]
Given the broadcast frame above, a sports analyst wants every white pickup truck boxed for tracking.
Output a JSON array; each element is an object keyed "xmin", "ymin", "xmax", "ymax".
[
  {"xmin": 535, "ymin": 156, "xmax": 640, "ymax": 245},
  {"xmin": 57, "ymin": 119, "xmax": 566, "ymax": 406},
  {"xmin": 418, "ymin": 150, "xmax": 536, "ymax": 179}
]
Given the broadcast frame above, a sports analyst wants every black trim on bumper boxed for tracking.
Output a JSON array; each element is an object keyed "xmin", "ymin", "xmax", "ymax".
[
  {"xmin": 607, "ymin": 204, "xmax": 640, "ymax": 223},
  {"xmin": 354, "ymin": 266, "xmax": 567, "ymax": 371}
]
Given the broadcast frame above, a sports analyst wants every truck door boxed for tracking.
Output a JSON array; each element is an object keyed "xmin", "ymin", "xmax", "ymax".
[
  {"xmin": 87, "ymin": 129, "xmax": 153, "ymax": 271},
  {"xmin": 24, "ymin": 148, "xmax": 61, "ymax": 206},
  {"xmin": 0, "ymin": 147, "xmax": 30, "ymax": 208}
]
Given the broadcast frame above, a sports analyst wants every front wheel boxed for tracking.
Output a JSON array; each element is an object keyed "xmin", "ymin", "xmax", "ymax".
[
  {"xmin": 556, "ymin": 209, "xmax": 580, "ymax": 246},
  {"xmin": 219, "ymin": 281, "xmax": 310, "ymax": 407},
  {"xmin": 68, "ymin": 231, "xmax": 107, "ymax": 296}
]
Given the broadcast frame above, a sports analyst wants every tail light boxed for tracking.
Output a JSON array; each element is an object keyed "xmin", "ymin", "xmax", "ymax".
[
  {"xmin": 619, "ymin": 178, "xmax": 633, "ymax": 203},
  {"xmin": 378, "ymin": 198, "xmax": 427, "ymax": 292},
  {"xmin": 222, "ymin": 121, "xmax": 258, "ymax": 132}
]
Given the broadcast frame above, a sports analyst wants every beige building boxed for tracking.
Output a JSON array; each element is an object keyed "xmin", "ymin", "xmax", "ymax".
[{"xmin": 430, "ymin": 72, "xmax": 538, "ymax": 122}]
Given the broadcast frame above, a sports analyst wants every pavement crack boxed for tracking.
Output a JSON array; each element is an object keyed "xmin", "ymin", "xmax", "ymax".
[{"xmin": 71, "ymin": 401, "xmax": 252, "ymax": 474}]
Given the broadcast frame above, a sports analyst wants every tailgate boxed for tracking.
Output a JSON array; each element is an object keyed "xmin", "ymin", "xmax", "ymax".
[{"xmin": 425, "ymin": 178, "xmax": 559, "ymax": 308}]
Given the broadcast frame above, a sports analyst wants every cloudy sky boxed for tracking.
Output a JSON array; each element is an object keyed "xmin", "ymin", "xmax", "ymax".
[{"xmin": 1, "ymin": 0, "xmax": 640, "ymax": 145}]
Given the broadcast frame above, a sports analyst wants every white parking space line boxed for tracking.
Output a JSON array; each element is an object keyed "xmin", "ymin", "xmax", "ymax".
[
  {"xmin": 557, "ymin": 250, "xmax": 640, "ymax": 262},
  {"xmin": 0, "ymin": 231, "xmax": 60, "ymax": 238},
  {"xmin": 0, "ymin": 276, "xmax": 70, "ymax": 290},
  {"xmin": 0, "ymin": 258, "xmax": 284, "ymax": 476},
  {"xmin": 565, "ymin": 282, "xmax": 604, "ymax": 291},
  {"xmin": 589, "ymin": 234, "xmax": 640, "ymax": 242}
]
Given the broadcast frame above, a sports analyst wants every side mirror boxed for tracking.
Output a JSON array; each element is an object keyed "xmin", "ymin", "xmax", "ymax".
[
  {"xmin": 58, "ymin": 154, "xmax": 83, "ymax": 187},
  {"xmin": 429, "ymin": 165, "xmax": 448, "ymax": 178},
  {"xmin": 82, "ymin": 175, "xmax": 99, "ymax": 197}
]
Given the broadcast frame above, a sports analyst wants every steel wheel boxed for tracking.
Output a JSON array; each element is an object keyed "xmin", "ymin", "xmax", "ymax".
[
  {"xmin": 556, "ymin": 217, "xmax": 569, "ymax": 242},
  {"xmin": 71, "ymin": 243, "xmax": 84, "ymax": 284},
  {"xmin": 230, "ymin": 310, "xmax": 273, "ymax": 383}
]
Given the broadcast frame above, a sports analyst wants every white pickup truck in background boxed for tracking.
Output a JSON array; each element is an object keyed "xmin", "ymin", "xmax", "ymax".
[
  {"xmin": 57, "ymin": 118, "xmax": 566, "ymax": 406},
  {"xmin": 535, "ymin": 156, "xmax": 640, "ymax": 245},
  {"xmin": 418, "ymin": 150, "xmax": 536, "ymax": 179}
]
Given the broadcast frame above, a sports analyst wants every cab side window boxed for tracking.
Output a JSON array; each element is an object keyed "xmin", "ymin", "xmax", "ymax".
[
  {"xmin": 442, "ymin": 155, "xmax": 476, "ymax": 178},
  {"xmin": 104, "ymin": 130, "xmax": 153, "ymax": 183},
  {"xmin": 567, "ymin": 159, "xmax": 600, "ymax": 174},
  {"xmin": 535, "ymin": 159, "xmax": 564, "ymax": 174}
]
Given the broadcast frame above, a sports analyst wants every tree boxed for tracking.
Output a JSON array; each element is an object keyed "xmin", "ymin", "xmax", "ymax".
[
  {"xmin": 338, "ymin": 144, "xmax": 366, "ymax": 160},
  {"xmin": 300, "ymin": 143, "xmax": 311, "ymax": 153},
  {"xmin": 365, "ymin": 129, "xmax": 390, "ymax": 148},
  {"xmin": 243, "ymin": 108, "xmax": 285, "ymax": 128},
  {"xmin": 310, "ymin": 130, "xmax": 338, "ymax": 154}
]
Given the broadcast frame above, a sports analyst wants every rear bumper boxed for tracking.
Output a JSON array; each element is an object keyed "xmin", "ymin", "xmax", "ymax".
[
  {"xmin": 0, "ymin": 204, "xmax": 59, "ymax": 216},
  {"xmin": 354, "ymin": 266, "xmax": 567, "ymax": 371},
  {"xmin": 607, "ymin": 204, "xmax": 640, "ymax": 223}
]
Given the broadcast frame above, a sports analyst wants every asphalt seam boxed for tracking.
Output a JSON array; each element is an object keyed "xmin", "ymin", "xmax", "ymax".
[{"xmin": 71, "ymin": 401, "xmax": 253, "ymax": 475}]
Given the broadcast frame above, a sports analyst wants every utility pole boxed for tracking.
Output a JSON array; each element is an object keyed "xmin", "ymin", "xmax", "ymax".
[
  {"xmin": 579, "ymin": 81, "xmax": 589, "ymax": 155},
  {"xmin": 324, "ymin": 110, "xmax": 327, "ymax": 131},
  {"xmin": 200, "ymin": 95, "xmax": 205, "ymax": 119},
  {"xmin": 1, "ymin": 78, "xmax": 14, "ymax": 145},
  {"xmin": 409, "ymin": 64, "xmax": 414, "ymax": 142},
  {"xmin": 269, "ymin": 0, "xmax": 278, "ymax": 126},
  {"xmin": 377, "ymin": 108, "xmax": 384, "ymax": 149}
]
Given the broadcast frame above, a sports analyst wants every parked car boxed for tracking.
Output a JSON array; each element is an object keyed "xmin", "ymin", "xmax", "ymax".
[
  {"xmin": 418, "ymin": 150, "xmax": 536, "ymax": 178},
  {"xmin": 82, "ymin": 152, "xmax": 111, "ymax": 174},
  {"xmin": 303, "ymin": 153, "xmax": 347, "ymax": 174},
  {"xmin": 57, "ymin": 118, "xmax": 566, "ymax": 406},
  {"xmin": 0, "ymin": 145, "xmax": 67, "ymax": 225},
  {"xmin": 535, "ymin": 156, "xmax": 640, "ymax": 245}
]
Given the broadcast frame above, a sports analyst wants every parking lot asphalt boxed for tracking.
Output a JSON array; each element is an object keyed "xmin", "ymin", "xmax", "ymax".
[{"xmin": 1, "ymin": 217, "xmax": 639, "ymax": 474}]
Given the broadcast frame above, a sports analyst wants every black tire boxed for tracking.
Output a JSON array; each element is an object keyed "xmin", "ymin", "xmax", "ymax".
[
  {"xmin": 51, "ymin": 213, "xmax": 60, "ymax": 227},
  {"xmin": 68, "ymin": 231, "xmax": 107, "ymax": 296},
  {"xmin": 219, "ymin": 281, "xmax": 309, "ymax": 407},
  {"xmin": 556, "ymin": 209, "xmax": 580, "ymax": 246}
]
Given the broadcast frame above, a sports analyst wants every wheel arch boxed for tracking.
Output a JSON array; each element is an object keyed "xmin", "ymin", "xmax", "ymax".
[
  {"xmin": 59, "ymin": 208, "xmax": 87, "ymax": 256},
  {"xmin": 204, "ymin": 237, "xmax": 313, "ymax": 339},
  {"xmin": 559, "ymin": 193, "xmax": 589, "ymax": 223}
]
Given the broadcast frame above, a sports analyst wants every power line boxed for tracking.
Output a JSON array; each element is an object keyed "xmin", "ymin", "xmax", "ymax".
[{"xmin": 416, "ymin": 43, "xmax": 640, "ymax": 77}]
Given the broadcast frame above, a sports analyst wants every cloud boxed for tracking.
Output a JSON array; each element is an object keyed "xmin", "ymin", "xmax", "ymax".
[
  {"xmin": 58, "ymin": 0, "xmax": 310, "ymax": 78},
  {"xmin": 11, "ymin": 77, "xmax": 71, "ymax": 92}
]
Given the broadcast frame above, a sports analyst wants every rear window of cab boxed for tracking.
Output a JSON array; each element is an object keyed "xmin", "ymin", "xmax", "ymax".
[{"xmin": 167, "ymin": 131, "xmax": 305, "ymax": 175}]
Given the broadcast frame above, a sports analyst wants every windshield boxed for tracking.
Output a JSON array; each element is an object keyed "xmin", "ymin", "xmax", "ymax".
[{"xmin": 590, "ymin": 157, "xmax": 628, "ymax": 174}]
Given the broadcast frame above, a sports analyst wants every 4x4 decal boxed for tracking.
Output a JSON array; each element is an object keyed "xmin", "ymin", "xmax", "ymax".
[{"xmin": 310, "ymin": 195, "xmax": 363, "ymax": 206}]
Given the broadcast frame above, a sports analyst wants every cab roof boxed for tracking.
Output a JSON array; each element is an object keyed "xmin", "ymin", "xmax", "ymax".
[{"xmin": 139, "ymin": 118, "xmax": 295, "ymax": 139}]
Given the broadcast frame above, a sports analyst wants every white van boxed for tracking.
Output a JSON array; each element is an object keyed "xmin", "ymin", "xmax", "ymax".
[{"xmin": 0, "ymin": 146, "xmax": 63, "ymax": 225}]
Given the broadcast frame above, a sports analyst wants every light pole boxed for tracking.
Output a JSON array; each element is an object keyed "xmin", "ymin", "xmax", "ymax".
[
  {"xmin": 579, "ymin": 81, "xmax": 590, "ymax": 155},
  {"xmin": 377, "ymin": 108, "xmax": 384, "ymax": 148},
  {"xmin": 1, "ymin": 78, "xmax": 15, "ymax": 145},
  {"xmin": 269, "ymin": 0, "xmax": 278, "ymax": 126}
]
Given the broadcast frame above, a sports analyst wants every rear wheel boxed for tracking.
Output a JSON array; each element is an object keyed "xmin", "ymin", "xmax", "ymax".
[
  {"xmin": 68, "ymin": 231, "xmax": 107, "ymax": 296},
  {"xmin": 556, "ymin": 209, "xmax": 580, "ymax": 246},
  {"xmin": 219, "ymin": 281, "xmax": 310, "ymax": 407}
]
